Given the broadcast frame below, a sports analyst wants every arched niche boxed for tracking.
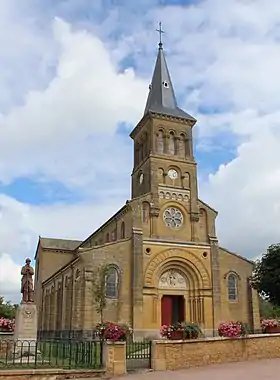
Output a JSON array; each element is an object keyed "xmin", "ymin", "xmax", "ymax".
[
  {"xmin": 199, "ymin": 208, "xmax": 208, "ymax": 242},
  {"xmin": 183, "ymin": 172, "xmax": 190, "ymax": 188},
  {"xmin": 178, "ymin": 133, "xmax": 186, "ymax": 157},
  {"xmin": 168, "ymin": 131, "xmax": 176, "ymax": 155},
  {"xmin": 158, "ymin": 269, "xmax": 187, "ymax": 290},
  {"xmin": 157, "ymin": 168, "xmax": 164, "ymax": 184},
  {"xmin": 157, "ymin": 129, "xmax": 164, "ymax": 154}
]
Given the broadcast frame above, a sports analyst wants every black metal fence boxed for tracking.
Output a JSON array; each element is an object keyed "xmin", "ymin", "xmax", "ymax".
[
  {"xmin": 0, "ymin": 339, "xmax": 103, "ymax": 370},
  {"xmin": 126, "ymin": 341, "xmax": 152, "ymax": 370},
  {"xmin": 37, "ymin": 330, "xmax": 100, "ymax": 341}
]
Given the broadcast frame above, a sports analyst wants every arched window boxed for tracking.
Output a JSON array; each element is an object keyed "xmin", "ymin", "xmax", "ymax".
[
  {"xmin": 157, "ymin": 130, "xmax": 164, "ymax": 154},
  {"xmin": 142, "ymin": 202, "xmax": 150, "ymax": 223},
  {"xmin": 186, "ymin": 134, "xmax": 191, "ymax": 156},
  {"xmin": 105, "ymin": 268, "xmax": 119, "ymax": 298},
  {"xmin": 120, "ymin": 222, "xmax": 125, "ymax": 239},
  {"xmin": 228, "ymin": 274, "xmax": 238, "ymax": 301},
  {"xmin": 111, "ymin": 228, "xmax": 117, "ymax": 241},
  {"xmin": 169, "ymin": 132, "xmax": 175, "ymax": 155},
  {"xmin": 178, "ymin": 134, "xmax": 186, "ymax": 157}
]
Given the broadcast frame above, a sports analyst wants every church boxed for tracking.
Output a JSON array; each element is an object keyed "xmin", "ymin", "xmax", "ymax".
[{"xmin": 34, "ymin": 38, "xmax": 260, "ymax": 339}]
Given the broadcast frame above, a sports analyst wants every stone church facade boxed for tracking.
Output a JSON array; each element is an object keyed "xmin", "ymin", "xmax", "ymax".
[{"xmin": 34, "ymin": 41, "xmax": 260, "ymax": 339}]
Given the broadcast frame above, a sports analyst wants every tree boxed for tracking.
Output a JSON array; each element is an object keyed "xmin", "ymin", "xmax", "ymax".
[
  {"xmin": 92, "ymin": 264, "xmax": 113, "ymax": 323},
  {"xmin": 0, "ymin": 296, "xmax": 18, "ymax": 319},
  {"xmin": 251, "ymin": 243, "xmax": 280, "ymax": 307},
  {"xmin": 259, "ymin": 297, "xmax": 280, "ymax": 319}
]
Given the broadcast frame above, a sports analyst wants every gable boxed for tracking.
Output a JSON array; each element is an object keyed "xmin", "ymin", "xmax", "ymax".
[{"xmin": 219, "ymin": 246, "xmax": 254, "ymax": 267}]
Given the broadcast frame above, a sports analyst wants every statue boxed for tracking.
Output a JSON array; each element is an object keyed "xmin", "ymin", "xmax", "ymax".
[{"xmin": 21, "ymin": 258, "xmax": 34, "ymax": 303}]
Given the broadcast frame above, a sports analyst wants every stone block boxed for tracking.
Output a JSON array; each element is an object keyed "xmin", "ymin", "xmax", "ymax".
[
  {"xmin": 11, "ymin": 303, "xmax": 41, "ymax": 361},
  {"xmin": 151, "ymin": 334, "xmax": 280, "ymax": 371},
  {"xmin": 102, "ymin": 341, "xmax": 126, "ymax": 376}
]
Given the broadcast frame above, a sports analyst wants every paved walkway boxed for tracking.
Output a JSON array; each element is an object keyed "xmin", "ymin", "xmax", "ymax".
[{"xmin": 119, "ymin": 359, "xmax": 280, "ymax": 380}]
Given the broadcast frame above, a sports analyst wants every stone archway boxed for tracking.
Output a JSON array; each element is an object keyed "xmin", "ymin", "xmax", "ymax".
[
  {"xmin": 144, "ymin": 248, "xmax": 210, "ymax": 289},
  {"xmin": 159, "ymin": 269, "xmax": 187, "ymax": 326}
]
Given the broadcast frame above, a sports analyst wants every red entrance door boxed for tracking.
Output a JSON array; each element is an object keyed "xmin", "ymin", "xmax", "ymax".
[
  {"xmin": 161, "ymin": 296, "xmax": 172, "ymax": 326},
  {"xmin": 161, "ymin": 295, "xmax": 185, "ymax": 325}
]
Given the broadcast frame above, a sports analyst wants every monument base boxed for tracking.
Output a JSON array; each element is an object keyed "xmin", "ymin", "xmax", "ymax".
[{"xmin": 10, "ymin": 302, "xmax": 41, "ymax": 361}]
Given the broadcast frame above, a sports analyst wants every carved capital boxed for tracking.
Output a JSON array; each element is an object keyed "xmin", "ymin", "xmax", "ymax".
[
  {"xmin": 150, "ymin": 207, "xmax": 160, "ymax": 217},
  {"xmin": 84, "ymin": 271, "xmax": 94, "ymax": 282},
  {"xmin": 209, "ymin": 236, "xmax": 219, "ymax": 246},
  {"xmin": 190, "ymin": 213, "xmax": 199, "ymax": 222}
]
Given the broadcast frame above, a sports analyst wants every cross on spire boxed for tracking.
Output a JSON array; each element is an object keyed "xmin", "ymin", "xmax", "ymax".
[{"xmin": 156, "ymin": 22, "xmax": 165, "ymax": 48}]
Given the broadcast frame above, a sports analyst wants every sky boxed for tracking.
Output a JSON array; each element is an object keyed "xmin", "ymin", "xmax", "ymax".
[{"xmin": 1, "ymin": 0, "xmax": 280, "ymax": 303}]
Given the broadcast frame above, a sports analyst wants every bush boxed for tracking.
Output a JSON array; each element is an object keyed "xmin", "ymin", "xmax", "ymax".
[
  {"xmin": 0, "ymin": 317, "xmax": 15, "ymax": 332},
  {"xmin": 218, "ymin": 321, "xmax": 248, "ymax": 338},
  {"xmin": 160, "ymin": 322, "xmax": 201, "ymax": 339},
  {"xmin": 261, "ymin": 318, "xmax": 279, "ymax": 330},
  {"xmin": 95, "ymin": 321, "xmax": 133, "ymax": 341}
]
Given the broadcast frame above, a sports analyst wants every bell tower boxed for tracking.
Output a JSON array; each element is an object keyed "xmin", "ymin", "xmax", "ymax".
[{"xmin": 130, "ymin": 26, "xmax": 201, "ymax": 240}]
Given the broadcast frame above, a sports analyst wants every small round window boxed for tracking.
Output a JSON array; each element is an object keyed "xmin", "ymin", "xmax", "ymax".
[{"xmin": 163, "ymin": 207, "xmax": 183, "ymax": 229}]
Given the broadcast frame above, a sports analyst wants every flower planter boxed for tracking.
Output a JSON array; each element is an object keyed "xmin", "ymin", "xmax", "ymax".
[
  {"xmin": 265, "ymin": 326, "xmax": 280, "ymax": 334},
  {"xmin": 169, "ymin": 331, "xmax": 184, "ymax": 340}
]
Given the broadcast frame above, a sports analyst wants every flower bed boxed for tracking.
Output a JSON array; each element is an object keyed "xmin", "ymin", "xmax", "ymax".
[
  {"xmin": 0, "ymin": 318, "xmax": 15, "ymax": 332},
  {"xmin": 160, "ymin": 322, "xmax": 201, "ymax": 340},
  {"xmin": 218, "ymin": 321, "xmax": 248, "ymax": 338},
  {"xmin": 95, "ymin": 322, "xmax": 133, "ymax": 341}
]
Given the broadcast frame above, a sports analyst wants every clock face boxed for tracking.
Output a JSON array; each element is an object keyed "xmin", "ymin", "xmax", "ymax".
[
  {"xmin": 168, "ymin": 169, "xmax": 178, "ymax": 180},
  {"xmin": 139, "ymin": 173, "xmax": 144, "ymax": 184}
]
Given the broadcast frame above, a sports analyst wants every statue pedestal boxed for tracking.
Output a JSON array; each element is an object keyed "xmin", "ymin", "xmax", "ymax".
[{"xmin": 10, "ymin": 303, "xmax": 41, "ymax": 362}]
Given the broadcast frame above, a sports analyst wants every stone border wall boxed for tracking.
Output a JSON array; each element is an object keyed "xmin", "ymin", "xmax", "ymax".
[
  {"xmin": 0, "ymin": 332, "xmax": 13, "ymax": 340},
  {"xmin": 152, "ymin": 333, "xmax": 280, "ymax": 371},
  {"xmin": 2, "ymin": 335, "xmax": 280, "ymax": 378}
]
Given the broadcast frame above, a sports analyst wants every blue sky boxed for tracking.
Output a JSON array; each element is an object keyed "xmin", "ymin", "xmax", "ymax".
[{"xmin": 2, "ymin": 0, "xmax": 280, "ymax": 300}]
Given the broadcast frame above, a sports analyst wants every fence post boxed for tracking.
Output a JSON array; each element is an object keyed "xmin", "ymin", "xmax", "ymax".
[
  {"xmin": 151, "ymin": 340, "xmax": 166, "ymax": 371},
  {"xmin": 102, "ymin": 341, "xmax": 126, "ymax": 376}
]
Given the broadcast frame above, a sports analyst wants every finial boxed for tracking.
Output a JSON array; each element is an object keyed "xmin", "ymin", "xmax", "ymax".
[{"xmin": 156, "ymin": 22, "xmax": 165, "ymax": 49}]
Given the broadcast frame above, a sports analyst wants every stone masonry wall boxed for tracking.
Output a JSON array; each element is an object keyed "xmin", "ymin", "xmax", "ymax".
[{"xmin": 152, "ymin": 334, "xmax": 280, "ymax": 371}]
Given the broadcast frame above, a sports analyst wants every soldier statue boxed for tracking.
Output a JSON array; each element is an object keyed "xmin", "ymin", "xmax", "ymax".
[{"xmin": 21, "ymin": 258, "xmax": 35, "ymax": 303}]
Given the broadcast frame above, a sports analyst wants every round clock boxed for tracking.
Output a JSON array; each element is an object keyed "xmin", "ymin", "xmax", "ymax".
[
  {"xmin": 168, "ymin": 169, "xmax": 178, "ymax": 180},
  {"xmin": 139, "ymin": 173, "xmax": 144, "ymax": 184}
]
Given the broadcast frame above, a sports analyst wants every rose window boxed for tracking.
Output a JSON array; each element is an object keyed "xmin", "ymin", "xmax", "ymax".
[{"xmin": 163, "ymin": 207, "xmax": 183, "ymax": 228}]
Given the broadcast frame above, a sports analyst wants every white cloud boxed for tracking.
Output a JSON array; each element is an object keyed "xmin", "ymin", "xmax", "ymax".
[
  {"xmin": 0, "ymin": 17, "xmax": 147, "ymax": 188},
  {"xmin": 0, "ymin": 253, "xmax": 21, "ymax": 303},
  {"xmin": 0, "ymin": 193, "xmax": 126, "ymax": 302}
]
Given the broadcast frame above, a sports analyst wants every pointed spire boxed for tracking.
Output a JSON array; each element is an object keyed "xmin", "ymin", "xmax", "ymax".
[{"xmin": 144, "ymin": 24, "xmax": 195, "ymax": 122}]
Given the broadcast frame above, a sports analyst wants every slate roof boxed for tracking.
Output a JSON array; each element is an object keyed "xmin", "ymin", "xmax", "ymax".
[
  {"xmin": 39, "ymin": 237, "xmax": 82, "ymax": 251},
  {"xmin": 144, "ymin": 43, "xmax": 196, "ymax": 122}
]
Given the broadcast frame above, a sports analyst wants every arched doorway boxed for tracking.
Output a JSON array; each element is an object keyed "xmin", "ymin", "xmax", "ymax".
[
  {"xmin": 159, "ymin": 269, "xmax": 187, "ymax": 326},
  {"xmin": 161, "ymin": 295, "xmax": 185, "ymax": 325}
]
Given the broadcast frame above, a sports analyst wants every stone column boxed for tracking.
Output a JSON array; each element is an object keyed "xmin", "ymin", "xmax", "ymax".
[
  {"xmin": 190, "ymin": 213, "xmax": 199, "ymax": 241},
  {"xmin": 209, "ymin": 236, "xmax": 221, "ymax": 335},
  {"xmin": 103, "ymin": 341, "xmax": 126, "ymax": 376},
  {"xmin": 151, "ymin": 341, "xmax": 166, "ymax": 371},
  {"xmin": 131, "ymin": 228, "xmax": 144, "ymax": 337},
  {"xmin": 82, "ymin": 270, "xmax": 94, "ymax": 337}
]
